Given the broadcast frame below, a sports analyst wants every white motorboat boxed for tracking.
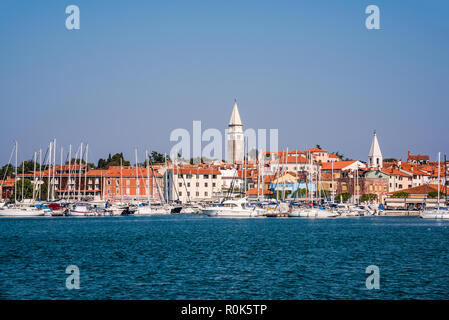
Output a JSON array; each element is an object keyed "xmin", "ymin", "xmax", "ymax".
[
  {"xmin": 203, "ymin": 199, "xmax": 262, "ymax": 217},
  {"xmin": 135, "ymin": 203, "xmax": 171, "ymax": 215},
  {"xmin": 0, "ymin": 206, "xmax": 45, "ymax": 217},
  {"xmin": 298, "ymin": 207, "xmax": 338, "ymax": 218},
  {"xmin": 420, "ymin": 208, "xmax": 449, "ymax": 219},
  {"xmin": 67, "ymin": 204, "xmax": 98, "ymax": 216}
]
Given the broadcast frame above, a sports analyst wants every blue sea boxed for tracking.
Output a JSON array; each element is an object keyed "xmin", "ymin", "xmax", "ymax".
[{"xmin": 0, "ymin": 215, "xmax": 448, "ymax": 299}]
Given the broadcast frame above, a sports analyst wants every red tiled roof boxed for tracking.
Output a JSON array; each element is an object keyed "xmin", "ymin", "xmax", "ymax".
[
  {"xmin": 381, "ymin": 168, "xmax": 412, "ymax": 178},
  {"xmin": 246, "ymin": 188, "xmax": 273, "ymax": 195},
  {"xmin": 278, "ymin": 155, "xmax": 309, "ymax": 164},
  {"xmin": 388, "ymin": 184, "xmax": 446, "ymax": 195},
  {"xmin": 321, "ymin": 160, "xmax": 357, "ymax": 170},
  {"xmin": 306, "ymin": 148, "xmax": 327, "ymax": 153}
]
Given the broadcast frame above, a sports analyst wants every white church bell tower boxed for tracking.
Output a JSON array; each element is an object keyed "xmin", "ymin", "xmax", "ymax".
[
  {"xmin": 368, "ymin": 130, "xmax": 383, "ymax": 169},
  {"xmin": 226, "ymin": 100, "xmax": 244, "ymax": 163}
]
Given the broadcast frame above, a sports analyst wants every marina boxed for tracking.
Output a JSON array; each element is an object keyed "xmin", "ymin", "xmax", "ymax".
[{"xmin": 1, "ymin": 215, "xmax": 449, "ymax": 299}]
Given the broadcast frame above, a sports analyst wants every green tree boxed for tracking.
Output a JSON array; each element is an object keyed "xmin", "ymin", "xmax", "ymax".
[
  {"xmin": 391, "ymin": 191, "xmax": 410, "ymax": 198},
  {"xmin": 333, "ymin": 152, "xmax": 344, "ymax": 160},
  {"xmin": 97, "ymin": 158, "xmax": 108, "ymax": 169},
  {"xmin": 292, "ymin": 188, "xmax": 308, "ymax": 198},
  {"xmin": 151, "ymin": 151, "xmax": 166, "ymax": 163},
  {"xmin": 0, "ymin": 164, "xmax": 14, "ymax": 179},
  {"xmin": 336, "ymin": 192, "xmax": 351, "ymax": 203},
  {"xmin": 360, "ymin": 193, "xmax": 378, "ymax": 202},
  {"xmin": 10, "ymin": 179, "xmax": 33, "ymax": 201},
  {"xmin": 428, "ymin": 191, "xmax": 446, "ymax": 198}
]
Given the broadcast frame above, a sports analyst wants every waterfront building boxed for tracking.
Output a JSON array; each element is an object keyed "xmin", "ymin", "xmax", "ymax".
[
  {"xmin": 336, "ymin": 169, "xmax": 389, "ymax": 204},
  {"xmin": 407, "ymin": 151, "xmax": 429, "ymax": 165},
  {"xmin": 380, "ymin": 167, "xmax": 413, "ymax": 192},
  {"xmin": 245, "ymin": 187, "xmax": 273, "ymax": 200},
  {"xmin": 385, "ymin": 184, "xmax": 447, "ymax": 209},
  {"xmin": 321, "ymin": 160, "xmax": 365, "ymax": 179},
  {"xmin": 363, "ymin": 170, "xmax": 390, "ymax": 203},
  {"xmin": 166, "ymin": 165, "xmax": 223, "ymax": 203},
  {"xmin": 17, "ymin": 165, "xmax": 164, "ymax": 202},
  {"xmin": 226, "ymin": 101, "xmax": 244, "ymax": 164},
  {"xmin": 0, "ymin": 177, "xmax": 15, "ymax": 200},
  {"xmin": 305, "ymin": 148, "xmax": 340, "ymax": 163}
]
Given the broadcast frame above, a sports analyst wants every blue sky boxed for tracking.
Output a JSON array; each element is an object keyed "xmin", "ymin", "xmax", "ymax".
[{"xmin": 1, "ymin": 0, "xmax": 448, "ymax": 164}]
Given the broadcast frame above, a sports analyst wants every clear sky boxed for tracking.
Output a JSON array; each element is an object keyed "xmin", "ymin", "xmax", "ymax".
[{"xmin": 1, "ymin": 0, "xmax": 448, "ymax": 164}]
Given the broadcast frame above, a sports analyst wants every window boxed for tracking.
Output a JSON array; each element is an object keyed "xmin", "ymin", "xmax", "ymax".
[
  {"xmin": 126, "ymin": 188, "xmax": 130, "ymax": 195},
  {"xmin": 187, "ymin": 183, "xmax": 190, "ymax": 187},
  {"xmin": 186, "ymin": 174, "xmax": 192, "ymax": 179},
  {"xmin": 205, "ymin": 183, "xmax": 208, "ymax": 187},
  {"xmin": 204, "ymin": 192, "xmax": 208, "ymax": 196},
  {"xmin": 204, "ymin": 175, "xmax": 209, "ymax": 179},
  {"xmin": 116, "ymin": 180, "xmax": 120, "ymax": 186},
  {"xmin": 212, "ymin": 183, "xmax": 216, "ymax": 187},
  {"xmin": 126, "ymin": 179, "xmax": 130, "ymax": 186},
  {"xmin": 179, "ymin": 183, "xmax": 182, "ymax": 187},
  {"xmin": 212, "ymin": 175, "xmax": 217, "ymax": 179},
  {"xmin": 179, "ymin": 191, "xmax": 182, "ymax": 196},
  {"xmin": 187, "ymin": 192, "xmax": 190, "ymax": 196},
  {"xmin": 196, "ymin": 192, "xmax": 199, "ymax": 196},
  {"xmin": 196, "ymin": 182, "xmax": 199, "ymax": 187}
]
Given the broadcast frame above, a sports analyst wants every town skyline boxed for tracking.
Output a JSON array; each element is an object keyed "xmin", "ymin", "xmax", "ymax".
[{"xmin": 1, "ymin": 1, "xmax": 448, "ymax": 164}]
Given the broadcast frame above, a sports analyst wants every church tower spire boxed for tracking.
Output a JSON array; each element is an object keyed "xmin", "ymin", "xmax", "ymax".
[
  {"xmin": 368, "ymin": 130, "xmax": 383, "ymax": 169},
  {"xmin": 226, "ymin": 100, "xmax": 244, "ymax": 163}
]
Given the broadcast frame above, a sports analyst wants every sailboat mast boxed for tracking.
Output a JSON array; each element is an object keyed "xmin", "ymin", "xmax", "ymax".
[
  {"xmin": 146, "ymin": 150, "xmax": 150, "ymax": 203},
  {"xmin": 33, "ymin": 152, "xmax": 36, "ymax": 201},
  {"xmin": 83, "ymin": 144, "xmax": 88, "ymax": 198},
  {"xmin": 135, "ymin": 148, "xmax": 139, "ymax": 201},
  {"xmin": 438, "ymin": 152, "xmax": 441, "ymax": 209},
  {"xmin": 445, "ymin": 154, "xmax": 448, "ymax": 205},
  {"xmin": 39, "ymin": 148, "xmax": 42, "ymax": 200},
  {"xmin": 331, "ymin": 160, "xmax": 334, "ymax": 203},
  {"xmin": 78, "ymin": 142, "xmax": 83, "ymax": 201},
  {"xmin": 68, "ymin": 145, "xmax": 72, "ymax": 199},
  {"xmin": 59, "ymin": 147, "xmax": 63, "ymax": 200},
  {"xmin": 120, "ymin": 157, "xmax": 123, "ymax": 204},
  {"xmin": 52, "ymin": 138, "xmax": 56, "ymax": 201},
  {"xmin": 164, "ymin": 153, "xmax": 168, "ymax": 203},
  {"xmin": 21, "ymin": 158, "xmax": 24, "ymax": 202},
  {"xmin": 47, "ymin": 141, "xmax": 52, "ymax": 202}
]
